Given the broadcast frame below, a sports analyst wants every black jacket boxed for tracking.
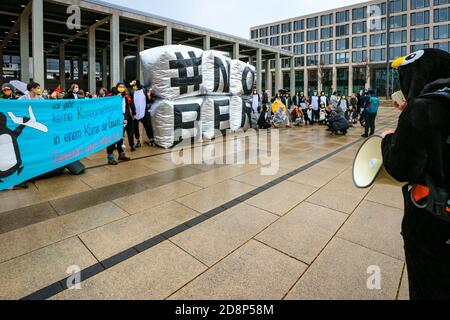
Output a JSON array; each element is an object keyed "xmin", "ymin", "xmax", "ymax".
[{"xmin": 382, "ymin": 78, "xmax": 450, "ymax": 193}]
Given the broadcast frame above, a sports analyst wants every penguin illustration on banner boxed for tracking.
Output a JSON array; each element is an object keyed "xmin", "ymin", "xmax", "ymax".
[{"xmin": 0, "ymin": 106, "xmax": 48, "ymax": 183}]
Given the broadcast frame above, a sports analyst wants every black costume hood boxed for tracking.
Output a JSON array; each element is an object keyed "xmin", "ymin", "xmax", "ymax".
[{"xmin": 392, "ymin": 48, "xmax": 450, "ymax": 100}]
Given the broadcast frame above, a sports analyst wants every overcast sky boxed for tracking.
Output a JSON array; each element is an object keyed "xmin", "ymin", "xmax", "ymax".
[{"xmin": 105, "ymin": 0, "xmax": 367, "ymax": 38}]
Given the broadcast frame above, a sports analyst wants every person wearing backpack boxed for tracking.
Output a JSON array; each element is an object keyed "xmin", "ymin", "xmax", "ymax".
[
  {"xmin": 362, "ymin": 90, "xmax": 379, "ymax": 138},
  {"xmin": 382, "ymin": 49, "xmax": 450, "ymax": 300}
]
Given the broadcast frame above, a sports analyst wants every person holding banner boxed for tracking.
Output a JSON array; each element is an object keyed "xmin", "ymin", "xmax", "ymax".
[
  {"xmin": 18, "ymin": 82, "xmax": 43, "ymax": 101},
  {"xmin": 116, "ymin": 82, "xmax": 136, "ymax": 152},
  {"xmin": 1, "ymin": 84, "xmax": 16, "ymax": 100}
]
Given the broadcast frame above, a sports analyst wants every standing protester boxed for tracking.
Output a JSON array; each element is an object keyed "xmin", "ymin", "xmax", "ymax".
[
  {"xmin": 64, "ymin": 83, "xmax": 80, "ymax": 100},
  {"xmin": 382, "ymin": 49, "xmax": 450, "ymax": 300},
  {"xmin": 116, "ymin": 82, "xmax": 136, "ymax": 152},
  {"xmin": 130, "ymin": 80, "xmax": 153, "ymax": 148},
  {"xmin": 350, "ymin": 93, "xmax": 358, "ymax": 114},
  {"xmin": 362, "ymin": 90, "xmax": 379, "ymax": 138},
  {"xmin": 309, "ymin": 92, "xmax": 320, "ymax": 124},
  {"xmin": 330, "ymin": 91, "xmax": 339, "ymax": 109},
  {"xmin": 299, "ymin": 92, "xmax": 309, "ymax": 125},
  {"xmin": 106, "ymin": 84, "xmax": 132, "ymax": 165},
  {"xmin": 261, "ymin": 90, "xmax": 269, "ymax": 109}
]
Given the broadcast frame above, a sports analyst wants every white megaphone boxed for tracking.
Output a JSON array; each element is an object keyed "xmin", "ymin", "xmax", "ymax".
[{"xmin": 352, "ymin": 135, "xmax": 402, "ymax": 189}]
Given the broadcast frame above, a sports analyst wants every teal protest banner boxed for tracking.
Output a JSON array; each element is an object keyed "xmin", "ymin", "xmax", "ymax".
[{"xmin": 0, "ymin": 96, "xmax": 123, "ymax": 190}]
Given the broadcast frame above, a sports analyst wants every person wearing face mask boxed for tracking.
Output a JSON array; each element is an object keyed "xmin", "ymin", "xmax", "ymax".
[
  {"xmin": 130, "ymin": 80, "xmax": 153, "ymax": 148},
  {"xmin": 299, "ymin": 92, "xmax": 309, "ymax": 126},
  {"xmin": 382, "ymin": 49, "xmax": 450, "ymax": 300},
  {"xmin": 18, "ymin": 82, "xmax": 44, "ymax": 100},
  {"xmin": 116, "ymin": 82, "xmax": 136, "ymax": 152},
  {"xmin": 1, "ymin": 84, "xmax": 16, "ymax": 100},
  {"xmin": 64, "ymin": 83, "xmax": 80, "ymax": 100},
  {"xmin": 97, "ymin": 88, "xmax": 109, "ymax": 98},
  {"xmin": 309, "ymin": 92, "xmax": 320, "ymax": 125}
]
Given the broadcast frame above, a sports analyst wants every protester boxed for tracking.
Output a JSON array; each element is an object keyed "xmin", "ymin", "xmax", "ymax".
[
  {"xmin": 18, "ymin": 82, "xmax": 43, "ymax": 100},
  {"xmin": 309, "ymin": 92, "xmax": 320, "ymax": 124},
  {"xmin": 345, "ymin": 105, "xmax": 358, "ymax": 125},
  {"xmin": 116, "ymin": 82, "xmax": 136, "ymax": 152},
  {"xmin": 325, "ymin": 104, "xmax": 349, "ymax": 135},
  {"xmin": 362, "ymin": 90, "xmax": 379, "ymax": 138},
  {"xmin": 64, "ymin": 83, "xmax": 80, "ymax": 100},
  {"xmin": 130, "ymin": 80, "xmax": 154, "ymax": 148},
  {"xmin": 1, "ymin": 83, "xmax": 16, "ymax": 100},
  {"xmin": 257, "ymin": 105, "xmax": 271, "ymax": 129}
]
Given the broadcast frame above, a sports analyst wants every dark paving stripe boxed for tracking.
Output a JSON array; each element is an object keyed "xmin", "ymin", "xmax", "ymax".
[
  {"xmin": 21, "ymin": 135, "xmax": 366, "ymax": 301},
  {"xmin": 0, "ymin": 203, "xmax": 58, "ymax": 235}
]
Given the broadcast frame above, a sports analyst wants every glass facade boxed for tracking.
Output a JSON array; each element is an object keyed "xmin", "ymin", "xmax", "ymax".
[{"xmin": 336, "ymin": 68, "xmax": 349, "ymax": 94}]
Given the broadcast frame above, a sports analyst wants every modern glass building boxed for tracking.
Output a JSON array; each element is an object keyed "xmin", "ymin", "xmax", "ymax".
[{"xmin": 250, "ymin": 0, "xmax": 450, "ymax": 96}]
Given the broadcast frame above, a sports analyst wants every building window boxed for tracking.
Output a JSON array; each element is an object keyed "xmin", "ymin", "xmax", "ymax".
[
  {"xmin": 294, "ymin": 20, "xmax": 305, "ymax": 31},
  {"xmin": 390, "ymin": 14, "xmax": 407, "ymax": 28},
  {"xmin": 307, "ymin": 29, "xmax": 318, "ymax": 41},
  {"xmin": 321, "ymin": 54, "xmax": 333, "ymax": 65},
  {"xmin": 307, "ymin": 42, "xmax": 318, "ymax": 53},
  {"xmin": 321, "ymin": 27, "xmax": 333, "ymax": 39},
  {"xmin": 282, "ymin": 22, "xmax": 292, "ymax": 33},
  {"xmin": 294, "ymin": 32, "xmax": 304, "ymax": 43},
  {"xmin": 390, "ymin": 30, "xmax": 407, "ymax": 44},
  {"xmin": 259, "ymin": 38, "xmax": 269, "ymax": 45},
  {"xmin": 369, "ymin": 17, "xmax": 386, "ymax": 31},
  {"xmin": 434, "ymin": 7, "xmax": 450, "ymax": 22},
  {"xmin": 411, "ymin": 0, "xmax": 430, "ymax": 9},
  {"xmin": 282, "ymin": 34, "xmax": 292, "ymax": 45},
  {"xmin": 336, "ymin": 10, "xmax": 350, "ymax": 23},
  {"xmin": 282, "ymin": 46, "xmax": 292, "ymax": 52},
  {"xmin": 370, "ymin": 33, "xmax": 386, "ymax": 46},
  {"xmin": 411, "ymin": 11, "xmax": 430, "ymax": 25},
  {"xmin": 270, "ymin": 25, "xmax": 280, "ymax": 35},
  {"xmin": 307, "ymin": 55, "xmax": 318, "ymax": 66},
  {"xmin": 294, "ymin": 44, "xmax": 304, "ymax": 55},
  {"xmin": 336, "ymin": 38, "xmax": 350, "ymax": 50},
  {"xmin": 321, "ymin": 14, "xmax": 333, "ymax": 26},
  {"xmin": 411, "ymin": 27, "xmax": 430, "ymax": 42},
  {"xmin": 353, "ymin": 7, "xmax": 367, "ymax": 20},
  {"xmin": 352, "ymin": 21, "xmax": 367, "ymax": 34},
  {"xmin": 434, "ymin": 24, "xmax": 450, "ymax": 39},
  {"xmin": 352, "ymin": 50, "xmax": 367, "ymax": 63},
  {"xmin": 434, "ymin": 0, "xmax": 449, "ymax": 5},
  {"xmin": 307, "ymin": 17, "xmax": 318, "ymax": 28},
  {"xmin": 390, "ymin": 46, "xmax": 407, "ymax": 60},
  {"xmin": 370, "ymin": 3, "xmax": 387, "ymax": 16},
  {"xmin": 336, "ymin": 52, "xmax": 349, "ymax": 64},
  {"xmin": 433, "ymin": 41, "xmax": 450, "ymax": 53},
  {"xmin": 321, "ymin": 40, "xmax": 333, "ymax": 52},
  {"xmin": 270, "ymin": 36, "xmax": 280, "ymax": 46},
  {"xmin": 282, "ymin": 58, "xmax": 291, "ymax": 68},
  {"xmin": 259, "ymin": 27, "xmax": 268, "ymax": 37},
  {"xmin": 295, "ymin": 57, "xmax": 305, "ymax": 67},
  {"xmin": 370, "ymin": 48, "xmax": 386, "ymax": 61},
  {"xmin": 352, "ymin": 36, "xmax": 367, "ymax": 48},
  {"xmin": 390, "ymin": 0, "xmax": 407, "ymax": 14},
  {"xmin": 251, "ymin": 30, "xmax": 258, "ymax": 39},
  {"xmin": 411, "ymin": 43, "xmax": 430, "ymax": 51},
  {"xmin": 336, "ymin": 24, "xmax": 350, "ymax": 37}
]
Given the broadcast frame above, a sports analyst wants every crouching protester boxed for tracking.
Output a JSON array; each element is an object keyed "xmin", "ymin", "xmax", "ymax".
[
  {"xmin": 325, "ymin": 105, "xmax": 349, "ymax": 135},
  {"xmin": 382, "ymin": 49, "xmax": 450, "ymax": 300}
]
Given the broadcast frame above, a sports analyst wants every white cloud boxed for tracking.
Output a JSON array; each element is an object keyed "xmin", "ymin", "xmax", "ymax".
[{"xmin": 104, "ymin": 0, "xmax": 368, "ymax": 38}]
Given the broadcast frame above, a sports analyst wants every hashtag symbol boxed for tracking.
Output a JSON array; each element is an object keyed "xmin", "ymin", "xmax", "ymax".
[{"xmin": 169, "ymin": 51, "xmax": 202, "ymax": 95}]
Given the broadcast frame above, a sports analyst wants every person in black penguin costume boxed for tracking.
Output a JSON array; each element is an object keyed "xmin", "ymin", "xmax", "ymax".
[
  {"xmin": 0, "ymin": 112, "xmax": 27, "ymax": 183},
  {"xmin": 382, "ymin": 49, "xmax": 450, "ymax": 300}
]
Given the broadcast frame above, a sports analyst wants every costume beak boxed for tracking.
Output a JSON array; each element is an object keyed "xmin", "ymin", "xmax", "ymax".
[
  {"xmin": 130, "ymin": 81, "xmax": 136, "ymax": 86},
  {"xmin": 392, "ymin": 56, "xmax": 406, "ymax": 69}
]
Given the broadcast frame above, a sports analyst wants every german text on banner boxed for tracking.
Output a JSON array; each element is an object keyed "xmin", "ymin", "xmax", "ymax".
[{"xmin": 0, "ymin": 96, "xmax": 123, "ymax": 190}]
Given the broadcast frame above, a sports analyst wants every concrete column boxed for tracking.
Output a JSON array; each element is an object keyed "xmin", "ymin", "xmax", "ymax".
[
  {"xmin": 70, "ymin": 58, "xmax": 74, "ymax": 81},
  {"xmin": 265, "ymin": 59, "xmax": 272, "ymax": 95},
  {"xmin": 256, "ymin": 48, "xmax": 262, "ymax": 94},
  {"xmin": 119, "ymin": 44, "xmax": 124, "ymax": 82},
  {"xmin": 332, "ymin": 66, "xmax": 338, "ymax": 92},
  {"xmin": 348, "ymin": 65, "xmax": 354, "ymax": 96},
  {"xmin": 304, "ymin": 69, "xmax": 309, "ymax": 97},
  {"xmin": 164, "ymin": 25, "xmax": 172, "ymax": 45},
  {"xmin": 88, "ymin": 25, "xmax": 96, "ymax": 93},
  {"xmin": 0, "ymin": 49, "xmax": 3, "ymax": 82},
  {"xmin": 59, "ymin": 44, "xmax": 66, "ymax": 91},
  {"xmin": 43, "ymin": 53, "xmax": 47, "ymax": 87},
  {"xmin": 102, "ymin": 48, "xmax": 108, "ymax": 88},
  {"xmin": 77, "ymin": 57, "xmax": 84, "ymax": 88},
  {"xmin": 32, "ymin": 0, "xmax": 45, "ymax": 85},
  {"xmin": 203, "ymin": 35, "xmax": 210, "ymax": 51},
  {"xmin": 110, "ymin": 14, "xmax": 120, "ymax": 87},
  {"xmin": 275, "ymin": 53, "xmax": 281, "ymax": 93},
  {"xmin": 137, "ymin": 35, "xmax": 145, "ymax": 82},
  {"xmin": 233, "ymin": 43, "xmax": 240, "ymax": 60},
  {"xmin": 365, "ymin": 64, "xmax": 371, "ymax": 90},
  {"xmin": 290, "ymin": 57, "xmax": 295, "ymax": 96},
  {"xmin": 20, "ymin": 14, "xmax": 30, "ymax": 82},
  {"xmin": 317, "ymin": 68, "xmax": 323, "ymax": 93}
]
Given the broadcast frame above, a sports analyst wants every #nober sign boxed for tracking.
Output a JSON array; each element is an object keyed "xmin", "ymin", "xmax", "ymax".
[{"xmin": 140, "ymin": 45, "xmax": 256, "ymax": 149}]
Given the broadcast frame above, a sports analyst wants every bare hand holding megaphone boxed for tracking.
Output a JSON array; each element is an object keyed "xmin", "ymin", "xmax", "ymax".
[{"xmin": 352, "ymin": 135, "xmax": 403, "ymax": 189}]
